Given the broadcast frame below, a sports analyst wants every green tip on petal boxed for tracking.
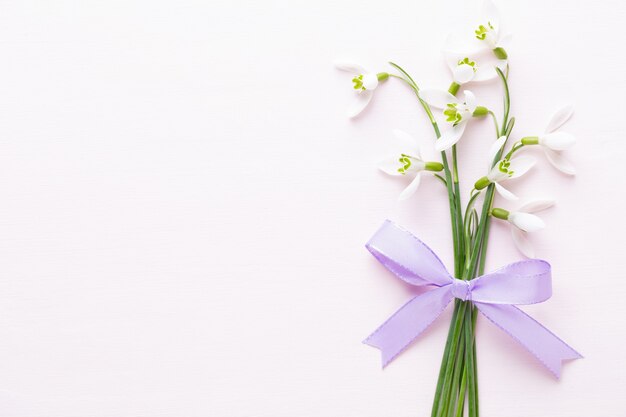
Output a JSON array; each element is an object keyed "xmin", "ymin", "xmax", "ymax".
[
  {"xmin": 458, "ymin": 57, "xmax": 476, "ymax": 68},
  {"xmin": 493, "ymin": 47, "xmax": 508, "ymax": 59},
  {"xmin": 491, "ymin": 208, "xmax": 510, "ymax": 220},
  {"xmin": 497, "ymin": 159, "xmax": 514, "ymax": 177},
  {"xmin": 397, "ymin": 154, "xmax": 412, "ymax": 174},
  {"xmin": 352, "ymin": 74, "xmax": 365, "ymax": 91},
  {"xmin": 475, "ymin": 22, "xmax": 494, "ymax": 40},
  {"xmin": 444, "ymin": 103, "xmax": 462, "ymax": 125}
]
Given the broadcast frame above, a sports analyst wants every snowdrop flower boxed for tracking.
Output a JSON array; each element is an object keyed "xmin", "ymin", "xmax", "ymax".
[
  {"xmin": 334, "ymin": 59, "xmax": 389, "ymax": 118},
  {"xmin": 419, "ymin": 89, "xmax": 488, "ymax": 151},
  {"xmin": 474, "ymin": 136, "xmax": 535, "ymax": 200},
  {"xmin": 491, "ymin": 200, "xmax": 555, "ymax": 258},
  {"xmin": 378, "ymin": 129, "xmax": 443, "ymax": 201},
  {"xmin": 445, "ymin": 54, "xmax": 504, "ymax": 95},
  {"xmin": 444, "ymin": 0, "xmax": 511, "ymax": 60},
  {"xmin": 520, "ymin": 105, "xmax": 576, "ymax": 175},
  {"xmin": 472, "ymin": 0, "xmax": 511, "ymax": 59},
  {"xmin": 480, "ymin": 155, "xmax": 535, "ymax": 200}
]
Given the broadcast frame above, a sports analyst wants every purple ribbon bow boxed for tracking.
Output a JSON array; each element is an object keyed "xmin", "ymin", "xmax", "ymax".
[{"xmin": 364, "ymin": 220, "xmax": 581, "ymax": 378}]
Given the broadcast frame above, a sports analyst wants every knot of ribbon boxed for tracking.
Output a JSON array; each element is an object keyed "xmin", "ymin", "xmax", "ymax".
[{"xmin": 364, "ymin": 220, "xmax": 581, "ymax": 378}]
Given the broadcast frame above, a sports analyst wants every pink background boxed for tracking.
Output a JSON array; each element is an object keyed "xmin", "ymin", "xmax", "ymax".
[{"xmin": 0, "ymin": 0, "xmax": 623, "ymax": 415}]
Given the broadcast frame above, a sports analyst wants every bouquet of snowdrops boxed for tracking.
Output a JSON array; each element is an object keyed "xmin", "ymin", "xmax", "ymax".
[{"xmin": 334, "ymin": 1, "xmax": 579, "ymax": 416}]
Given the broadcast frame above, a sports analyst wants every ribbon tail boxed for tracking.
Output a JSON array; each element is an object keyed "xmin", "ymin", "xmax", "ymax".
[
  {"xmin": 475, "ymin": 302, "xmax": 582, "ymax": 378},
  {"xmin": 364, "ymin": 286, "xmax": 453, "ymax": 368}
]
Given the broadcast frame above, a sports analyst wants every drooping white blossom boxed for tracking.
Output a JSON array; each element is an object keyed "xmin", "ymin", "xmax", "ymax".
[
  {"xmin": 522, "ymin": 105, "xmax": 576, "ymax": 175},
  {"xmin": 444, "ymin": 0, "xmax": 512, "ymax": 61},
  {"xmin": 378, "ymin": 130, "xmax": 443, "ymax": 201},
  {"xmin": 334, "ymin": 59, "xmax": 389, "ymax": 118},
  {"xmin": 492, "ymin": 200, "xmax": 555, "ymax": 257},
  {"xmin": 419, "ymin": 89, "xmax": 488, "ymax": 151}
]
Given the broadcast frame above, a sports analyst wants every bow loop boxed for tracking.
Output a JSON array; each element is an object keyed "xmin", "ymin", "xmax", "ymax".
[
  {"xmin": 470, "ymin": 260, "xmax": 552, "ymax": 305},
  {"xmin": 366, "ymin": 220, "xmax": 452, "ymax": 287}
]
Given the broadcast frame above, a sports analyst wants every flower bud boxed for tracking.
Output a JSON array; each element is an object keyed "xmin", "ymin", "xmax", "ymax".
[{"xmin": 377, "ymin": 72, "xmax": 390, "ymax": 81}]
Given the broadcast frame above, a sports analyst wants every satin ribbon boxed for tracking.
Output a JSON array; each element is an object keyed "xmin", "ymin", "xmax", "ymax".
[{"xmin": 364, "ymin": 220, "xmax": 581, "ymax": 378}]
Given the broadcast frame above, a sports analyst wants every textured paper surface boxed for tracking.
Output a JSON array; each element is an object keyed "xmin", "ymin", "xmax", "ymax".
[{"xmin": 0, "ymin": 0, "xmax": 623, "ymax": 415}]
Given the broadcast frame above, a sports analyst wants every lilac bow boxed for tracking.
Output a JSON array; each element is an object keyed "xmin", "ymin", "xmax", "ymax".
[{"xmin": 364, "ymin": 220, "xmax": 581, "ymax": 378}]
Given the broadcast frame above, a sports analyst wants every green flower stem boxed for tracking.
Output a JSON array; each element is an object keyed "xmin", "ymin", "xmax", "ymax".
[
  {"xmin": 464, "ymin": 305, "xmax": 478, "ymax": 417},
  {"xmin": 487, "ymin": 111, "xmax": 500, "ymax": 137},
  {"xmin": 455, "ymin": 366, "xmax": 467, "ymax": 417},
  {"xmin": 431, "ymin": 302, "xmax": 462, "ymax": 417},
  {"xmin": 446, "ymin": 332, "xmax": 466, "ymax": 417},
  {"xmin": 451, "ymin": 145, "xmax": 464, "ymax": 277},
  {"xmin": 503, "ymin": 142, "xmax": 524, "ymax": 160},
  {"xmin": 434, "ymin": 302, "xmax": 467, "ymax": 417},
  {"xmin": 497, "ymin": 67, "xmax": 510, "ymax": 131}
]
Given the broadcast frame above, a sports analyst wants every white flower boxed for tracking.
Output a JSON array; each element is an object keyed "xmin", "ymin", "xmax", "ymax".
[
  {"xmin": 419, "ymin": 89, "xmax": 487, "ymax": 151},
  {"xmin": 334, "ymin": 59, "xmax": 388, "ymax": 118},
  {"xmin": 476, "ymin": 136, "xmax": 536, "ymax": 200},
  {"xmin": 522, "ymin": 105, "xmax": 576, "ymax": 175},
  {"xmin": 492, "ymin": 200, "xmax": 555, "ymax": 257},
  {"xmin": 444, "ymin": 53, "xmax": 505, "ymax": 90},
  {"xmin": 444, "ymin": 0, "xmax": 512, "ymax": 60},
  {"xmin": 486, "ymin": 155, "xmax": 535, "ymax": 200},
  {"xmin": 378, "ymin": 130, "xmax": 443, "ymax": 201},
  {"xmin": 449, "ymin": 57, "xmax": 479, "ymax": 87}
]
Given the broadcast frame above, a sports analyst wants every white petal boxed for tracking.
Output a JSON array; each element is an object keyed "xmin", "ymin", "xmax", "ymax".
[
  {"xmin": 519, "ymin": 199, "xmax": 555, "ymax": 214},
  {"xmin": 488, "ymin": 136, "xmax": 507, "ymax": 165},
  {"xmin": 509, "ymin": 212, "xmax": 545, "ymax": 232},
  {"xmin": 473, "ymin": 64, "xmax": 498, "ymax": 82},
  {"xmin": 419, "ymin": 89, "xmax": 457, "ymax": 109},
  {"xmin": 444, "ymin": 50, "xmax": 462, "ymax": 71},
  {"xmin": 398, "ymin": 173, "xmax": 421, "ymax": 201},
  {"xmin": 378, "ymin": 156, "xmax": 403, "ymax": 176},
  {"xmin": 508, "ymin": 155, "xmax": 536, "ymax": 178},
  {"xmin": 346, "ymin": 90, "xmax": 373, "ymax": 118},
  {"xmin": 511, "ymin": 227, "xmax": 535, "ymax": 258},
  {"xmin": 482, "ymin": 0, "xmax": 500, "ymax": 31},
  {"xmin": 463, "ymin": 90, "xmax": 477, "ymax": 111},
  {"xmin": 361, "ymin": 73, "xmax": 379, "ymax": 90},
  {"xmin": 333, "ymin": 59, "xmax": 365, "ymax": 73},
  {"xmin": 453, "ymin": 64, "xmax": 476, "ymax": 84},
  {"xmin": 498, "ymin": 33, "xmax": 513, "ymax": 50},
  {"xmin": 541, "ymin": 132, "xmax": 576, "ymax": 151},
  {"xmin": 494, "ymin": 182, "xmax": 518, "ymax": 200},
  {"xmin": 487, "ymin": 164, "xmax": 508, "ymax": 182},
  {"xmin": 545, "ymin": 104, "xmax": 574, "ymax": 133},
  {"xmin": 392, "ymin": 129, "xmax": 420, "ymax": 156},
  {"xmin": 435, "ymin": 122, "xmax": 467, "ymax": 151},
  {"xmin": 544, "ymin": 148, "xmax": 576, "ymax": 175},
  {"xmin": 443, "ymin": 33, "xmax": 472, "ymax": 55}
]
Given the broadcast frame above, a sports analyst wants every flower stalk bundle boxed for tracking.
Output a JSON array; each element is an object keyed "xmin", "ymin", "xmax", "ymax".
[{"xmin": 335, "ymin": 1, "xmax": 580, "ymax": 415}]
